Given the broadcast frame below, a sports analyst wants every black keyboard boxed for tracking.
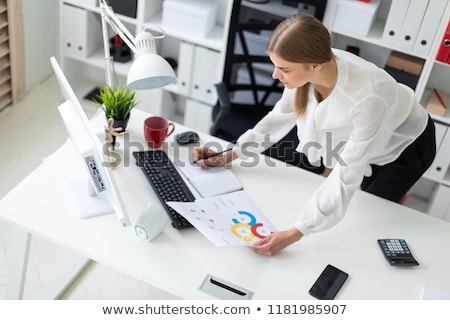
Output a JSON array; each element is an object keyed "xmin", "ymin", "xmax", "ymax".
[{"xmin": 133, "ymin": 150, "xmax": 194, "ymax": 229}]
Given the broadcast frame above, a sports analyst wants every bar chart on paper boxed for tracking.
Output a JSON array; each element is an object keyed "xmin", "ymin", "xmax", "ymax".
[{"xmin": 168, "ymin": 190, "xmax": 277, "ymax": 247}]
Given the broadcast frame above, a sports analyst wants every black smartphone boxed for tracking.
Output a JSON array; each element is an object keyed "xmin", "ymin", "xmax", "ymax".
[{"xmin": 309, "ymin": 264, "xmax": 349, "ymax": 300}]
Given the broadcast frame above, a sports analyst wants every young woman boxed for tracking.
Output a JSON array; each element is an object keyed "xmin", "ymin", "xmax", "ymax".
[{"xmin": 194, "ymin": 13, "xmax": 436, "ymax": 256}]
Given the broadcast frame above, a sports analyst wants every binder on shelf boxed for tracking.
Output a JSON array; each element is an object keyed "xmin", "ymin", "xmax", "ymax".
[
  {"xmin": 432, "ymin": 122, "xmax": 448, "ymax": 153},
  {"xmin": 426, "ymin": 129, "xmax": 450, "ymax": 181},
  {"xmin": 176, "ymin": 42, "xmax": 195, "ymax": 96},
  {"xmin": 190, "ymin": 46, "xmax": 220, "ymax": 105},
  {"xmin": 382, "ymin": 0, "xmax": 411, "ymax": 46},
  {"xmin": 397, "ymin": 0, "xmax": 429, "ymax": 51},
  {"xmin": 62, "ymin": 4, "xmax": 77, "ymax": 56},
  {"xmin": 62, "ymin": 4, "xmax": 102, "ymax": 58},
  {"xmin": 176, "ymin": 43, "xmax": 220, "ymax": 105},
  {"xmin": 436, "ymin": 20, "xmax": 450, "ymax": 64},
  {"xmin": 423, "ymin": 121, "xmax": 447, "ymax": 181},
  {"xmin": 428, "ymin": 184, "xmax": 450, "ymax": 222},
  {"xmin": 183, "ymin": 99, "xmax": 213, "ymax": 133},
  {"xmin": 413, "ymin": 0, "xmax": 448, "ymax": 56}
]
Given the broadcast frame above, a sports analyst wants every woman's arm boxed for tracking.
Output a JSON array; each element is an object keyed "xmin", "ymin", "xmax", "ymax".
[{"xmin": 250, "ymin": 227, "xmax": 304, "ymax": 256}]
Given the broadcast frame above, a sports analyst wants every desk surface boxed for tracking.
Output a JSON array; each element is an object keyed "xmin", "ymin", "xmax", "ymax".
[{"xmin": 1, "ymin": 108, "xmax": 450, "ymax": 300}]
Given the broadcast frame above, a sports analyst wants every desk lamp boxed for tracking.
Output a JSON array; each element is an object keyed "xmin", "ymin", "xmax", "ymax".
[
  {"xmin": 96, "ymin": 1, "xmax": 175, "ymax": 236},
  {"xmin": 99, "ymin": 0, "xmax": 176, "ymax": 164},
  {"xmin": 99, "ymin": 0, "xmax": 176, "ymax": 89}
]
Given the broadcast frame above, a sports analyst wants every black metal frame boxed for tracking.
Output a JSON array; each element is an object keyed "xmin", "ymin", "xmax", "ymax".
[{"xmin": 209, "ymin": 0, "xmax": 324, "ymax": 173}]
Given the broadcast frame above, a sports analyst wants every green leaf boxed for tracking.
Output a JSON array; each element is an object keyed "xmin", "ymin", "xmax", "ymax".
[{"xmin": 93, "ymin": 84, "xmax": 137, "ymax": 120}]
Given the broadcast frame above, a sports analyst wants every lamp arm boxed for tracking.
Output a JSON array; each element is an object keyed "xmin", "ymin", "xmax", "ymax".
[
  {"xmin": 100, "ymin": 2, "xmax": 137, "ymax": 52},
  {"xmin": 100, "ymin": 5, "xmax": 113, "ymax": 86},
  {"xmin": 99, "ymin": 0, "xmax": 137, "ymax": 87},
  {"xmin": 98, "ymin": 0, "xmax": 175, "ymax": 90}
]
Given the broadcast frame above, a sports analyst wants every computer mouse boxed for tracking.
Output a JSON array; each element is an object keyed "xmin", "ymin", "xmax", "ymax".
[{"xmin": 175, "ymin": 131, "xmax": 200, "ymax": 145}]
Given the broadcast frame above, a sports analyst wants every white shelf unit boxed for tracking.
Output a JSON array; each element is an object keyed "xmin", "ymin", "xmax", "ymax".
[{"xmin": 59, "ymin": 0, "xmax": 235, "ymax": 128}]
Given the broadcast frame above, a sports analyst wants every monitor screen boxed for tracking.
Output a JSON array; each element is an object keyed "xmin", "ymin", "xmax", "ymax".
[{"xmin": 50, "ymin": 56, "xmax": 130, "ymax": 227}]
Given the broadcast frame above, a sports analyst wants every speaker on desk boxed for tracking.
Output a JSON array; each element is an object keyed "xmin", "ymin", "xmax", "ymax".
[{"xmin": 134, "ymin": 203, "xmax": 169, "ymax": 242}]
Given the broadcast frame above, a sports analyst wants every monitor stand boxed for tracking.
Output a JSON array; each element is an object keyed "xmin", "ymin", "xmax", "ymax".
[{"xmin": 65, "ymin": 178, "xmax": 114, "ymax": 219}]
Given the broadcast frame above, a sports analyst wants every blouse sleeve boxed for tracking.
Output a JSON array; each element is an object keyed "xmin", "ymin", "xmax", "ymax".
[
  {"xmin": 234, "ymin": 88, "xmax": 297, "ymax": 160},
  {"xmin": 295, "ymin": 95, "xmax": 388, "ymax": 235}
]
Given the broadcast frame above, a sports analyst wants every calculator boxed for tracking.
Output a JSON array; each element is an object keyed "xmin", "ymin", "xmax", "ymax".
[{"xmin": 377, "ymin": 239, "xmax": 419, "ymax": 266}]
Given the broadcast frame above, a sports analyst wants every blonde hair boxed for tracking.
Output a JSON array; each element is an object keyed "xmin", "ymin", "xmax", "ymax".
[{"xmin": 267, "ymin": 13, "xmax": 333, "ymax": 117}]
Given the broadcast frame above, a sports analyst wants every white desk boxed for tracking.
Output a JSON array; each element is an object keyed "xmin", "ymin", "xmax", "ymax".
[{"xmin": 1, "ymin": 108, "xmax": 450, "ymax": 300}]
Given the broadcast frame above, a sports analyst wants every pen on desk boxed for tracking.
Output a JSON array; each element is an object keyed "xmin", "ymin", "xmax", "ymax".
[{"xmin": 192, "ymin": 148, "xmax": 233, "ymax": 164}]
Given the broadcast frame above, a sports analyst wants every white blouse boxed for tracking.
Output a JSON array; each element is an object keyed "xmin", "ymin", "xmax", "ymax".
[{"xmin": 234, "ymin": 49, "xmax": 429, "ymax": 236}]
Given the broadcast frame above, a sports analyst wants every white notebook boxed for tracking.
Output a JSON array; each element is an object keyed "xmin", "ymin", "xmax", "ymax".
[{"xmin": 177, "ymin": 158, "xmax": 243, "ymax": 197}]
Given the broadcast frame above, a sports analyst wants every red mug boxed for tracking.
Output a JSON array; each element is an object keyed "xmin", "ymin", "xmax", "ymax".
[{"xmin": 144, "ymin": 116, "xmax": 175, "ymax": 149}]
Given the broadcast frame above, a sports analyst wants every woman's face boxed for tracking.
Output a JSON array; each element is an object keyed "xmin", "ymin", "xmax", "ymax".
[{"xmin": 269, "ymin": 53, "xmax": 315, "ymax": 89}]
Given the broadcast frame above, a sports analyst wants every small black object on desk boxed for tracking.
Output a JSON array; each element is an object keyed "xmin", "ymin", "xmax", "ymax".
[{"xmin": 175, "ymin": 131, "xmax": 200, "ymax": 145}]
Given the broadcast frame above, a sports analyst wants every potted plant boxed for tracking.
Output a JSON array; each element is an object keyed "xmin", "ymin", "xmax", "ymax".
[
  {"xmin": 94, "ymin": 84, "xmax": 137, "ymax": 151},
  {"xmin": 95, "ymin": 84, "xmax": 137, "ymax": 127}
]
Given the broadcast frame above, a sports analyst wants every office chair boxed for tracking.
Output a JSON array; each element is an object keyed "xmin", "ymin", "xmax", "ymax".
[{"xmin": 209, "ymin": 2, "xmax": 324, "ymax": 174}]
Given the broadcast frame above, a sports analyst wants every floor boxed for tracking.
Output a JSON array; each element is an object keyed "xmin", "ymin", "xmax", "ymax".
[{"xmin": 0, "ymin": 75, "xmax": 179, "ymax": 299}]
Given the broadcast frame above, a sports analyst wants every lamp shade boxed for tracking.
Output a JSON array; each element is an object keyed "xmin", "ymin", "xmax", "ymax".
[
  {"xmin": 127, "ymin": 53, "xmax": 176, "ymax": 89},
  {"xmin": 126, "ymin": 30, "xmax": 176, "ymax": 90}
]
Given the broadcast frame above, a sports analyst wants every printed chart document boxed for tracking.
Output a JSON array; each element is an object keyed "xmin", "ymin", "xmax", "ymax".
[
  {"xmin": 167, "ymin": 190, "xmax": 277, "ymax": 247},
  {"xmin": 176, "ymin": 158, "xmax": 243, "ymax": 197}
]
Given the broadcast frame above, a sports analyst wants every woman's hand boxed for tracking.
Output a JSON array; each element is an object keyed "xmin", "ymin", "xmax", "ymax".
[
  {"xmin": 250, "ymin": 227, "xmax": 304, "ymax": 256},
  {"xmin": 193, "ymin": 147, "xmax": 237, "ymax": 168}
]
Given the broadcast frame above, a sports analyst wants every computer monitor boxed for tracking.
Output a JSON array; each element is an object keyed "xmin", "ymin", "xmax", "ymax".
[{"xmin": 50, "ymin": 56, "xmax": 131, "ymax": 227}]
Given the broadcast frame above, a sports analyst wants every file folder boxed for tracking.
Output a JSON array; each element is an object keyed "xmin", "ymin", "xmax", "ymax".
[
  {"xmin": 183, "ymin": 99, "xmax": 213, "ymax": 133},
  {"xmin": 424, "ymin": 121, "xmax": 446, "ymax": 180},
  {"xmin": 436, "ymin": 20, "xmax": 450, "ymax": 64},
  {"xmin": 191, "ymin": 46, "xmax": 220, "ymax": 105},
  {"xmin": 176, "ymin": 42, "xmax": 195, "ymax": 96},
  {"xmin": 398, "ymin": 0, "xmax": 429, "ymax": 51},
  {"xmin": 63, "ymin": 4, "xmax": 101, "ymax": 58},
  {"xmin": 413, "ymin": 0, "xmax": 448, "ymax": 56},
  {"xmin": 427, "ymin": 184, "xmax": 450, "ymax": 221},
  {"xmin": 382, "ymin": 0, "xmax": 411, "ymax": 46},
  {"xmin": 427, "ymin": 128, "xmax": 450, "ymax": 181},
  {"xmin": 431, "ymin": 122, "xmax": 448, "ymax": 154}
]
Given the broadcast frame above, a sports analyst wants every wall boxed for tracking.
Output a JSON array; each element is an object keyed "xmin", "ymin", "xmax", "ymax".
[{"xmin": 22, "ymin": 0, "xmax": 60, "ymax": 92}]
